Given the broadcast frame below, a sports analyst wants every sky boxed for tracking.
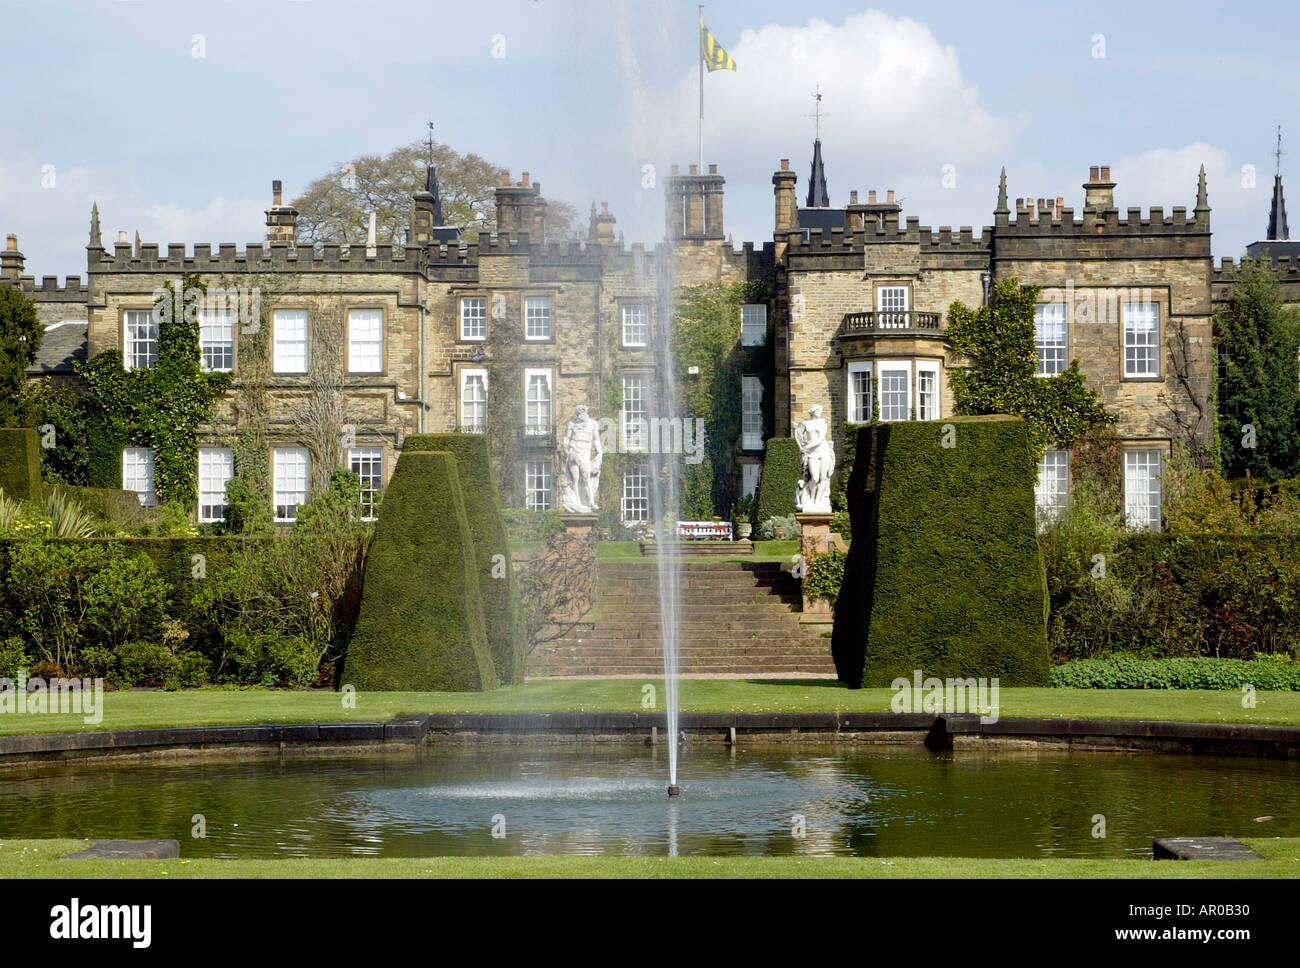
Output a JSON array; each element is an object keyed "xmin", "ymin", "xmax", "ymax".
[{"xmin": 2, "ymin": 0, "xmax": 1297, "ymax": 277}]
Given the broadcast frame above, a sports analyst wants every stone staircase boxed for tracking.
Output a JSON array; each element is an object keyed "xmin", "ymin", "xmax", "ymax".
[{"xmin": 528, "ymin": 560, "xmax": 837, "ymax": 677}]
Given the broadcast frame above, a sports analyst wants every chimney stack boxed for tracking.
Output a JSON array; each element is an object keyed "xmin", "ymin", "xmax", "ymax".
[
  {"xmin": 1084, "ymin": 164, "xmax": 1117, "ymax": 213},
  {"xmin": 772, "ymin": 159, "xmax": 798, "ymax": 235},
  {"xmin": 265, "ymin": 179, "xmax": 298, "ymax": 244},
  {"xmin": 494, "ymin": 170, "xmax": 543, "ymax": 237},
  {"xmin": 0, "ymin": 233, "xmax": 24, "ymax": 282}
]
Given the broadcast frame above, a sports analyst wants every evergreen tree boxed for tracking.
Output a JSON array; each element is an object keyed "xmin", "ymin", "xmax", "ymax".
[{"xmin": 0, "ymin": 285, "xmax": 43, "ymax": 427}]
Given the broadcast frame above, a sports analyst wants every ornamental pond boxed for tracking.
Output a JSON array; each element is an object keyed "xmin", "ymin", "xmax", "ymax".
[{"xmin": 1, "ymin": 745, "xmax": 1296, "ymax": 858}]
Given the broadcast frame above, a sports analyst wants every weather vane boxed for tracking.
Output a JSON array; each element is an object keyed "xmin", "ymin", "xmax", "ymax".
[
  {"xmin": 805, "ymin": 84, "xmax": 827, "ymax": 141},
  {"xmin": 424, "ymin": 120, "xmax": 437, "ymax": 167},
  {"xmin": 1274, "ymin": 125, "xmax": 1286, "ymax": 176}
]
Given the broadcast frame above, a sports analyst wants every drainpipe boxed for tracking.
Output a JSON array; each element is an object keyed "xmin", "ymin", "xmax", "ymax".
[{"xmin": 418, "ymin": 297, "xmax": 427, "ymax": 432}]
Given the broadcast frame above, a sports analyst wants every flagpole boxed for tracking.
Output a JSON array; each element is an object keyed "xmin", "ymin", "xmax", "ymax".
[{"xmin": 698, "ymin": 4, "xmax": 704, "ymax": 172}]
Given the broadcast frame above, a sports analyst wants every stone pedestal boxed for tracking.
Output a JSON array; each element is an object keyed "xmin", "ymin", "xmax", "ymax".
[
  {"xmin": 554, "ymin": 513, "xmax": 599, "ymax": 623},
  {"xmin": 796, "ymin": 512, "xmax": 834, "ymax": 619}
]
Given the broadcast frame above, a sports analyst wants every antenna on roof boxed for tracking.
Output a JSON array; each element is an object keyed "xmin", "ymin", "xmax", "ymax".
[{"xmin": 804, "ymin": 83, "xmax": 827, "ymax": 141}]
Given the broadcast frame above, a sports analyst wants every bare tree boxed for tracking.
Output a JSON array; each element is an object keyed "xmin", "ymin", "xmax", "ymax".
[
  {"xmin": 291, "ymin": 299, "xmax": 350, "ymax": 489},
  {"xmin": 1158, "ymin": 317, "xmax": 1214, "ymax": 466},
  {"xmin": 516, "ymin": 525, "xmax": 597, "ymax": 653}
]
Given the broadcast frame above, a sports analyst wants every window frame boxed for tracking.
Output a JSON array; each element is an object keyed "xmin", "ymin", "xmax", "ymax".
[
  {"xmin": 876, "ymin": 361, "xmax": 912, "ymax": 422},
  {"xmin": 524, "ymin": 295, "xmax": 553, "ymax": 342},
  {"xmin": 740, "ymin": 304, "xmax": 767, "ymax": 347},
  {"xmin": 1035, "ymin": 449, "xmax": 1070, "ymax": 525},
  {"xmin": 846, "ymin": 361, "xmax": 873, "ymax": 423},
  {"xmin": 621, "ymin": 373, "xmax": 650, "ymax": 451},
  {"xmin": 272, "ymin": 446, "xmax": 310, "ymax": 523},
  {"xmin": 347, "ymin": 307, "xmax": 384, "ymax": 374},
  {"xmin": 198, "ymin": 306, "xmax": 236, "ymax": 373},
  {"xmin": 197, "ymin": 447, "xmax": 234, "ymax": 524},
  {"xmin": 876, "ymin": 284, "xmax": 911, "ymax": 328},
  {"xmin": 272, "ymin": 307, "xmax": 309, "ymax": 375},
  {"xmin": 621, "ymin": 304, "xmax": 649, "ymax": 348},
  {"xmin": 122, "ymin": 308, "xmax": 159, "ymax": 371},
  {"xmin": 621, "ymin": 464, "xmax": 650, "ymax": 523},
  {"xmin": 460, "ymin": 296, "xmax": 488, "ymax": 342},
  {"xmin": 459, "ymin": 367, "xmax": 489, "ymax": 432},
  {"xmin": 1034, "ymin": 301, "xmax": 1068, "ymax": 378},
  {"xmin": 1122, "ymin": 301, "xmax": 1161, "ymax": 380},
  {"xmin": 915, "ymin": 360, "xmax": 941, "ymax": 421},
  {"xmin": 348, "ymin": 446, "xmax": 384, "ymax": 522},
  {"xmin": 1123, "ymin": 448, "xmax": 1164, "ymax": 531},
  {"xmin": 122, "ymin": 446, "xmax": 157, "ymax": 508},
  {"xmin": 523, "ymin": 367, "xmax": 553, "ymax": 436},
  {"xmin": 741, "ymin": 374, "xmax": 764, "ymax": 450},
  {"xmin": 525, "ymin": 459, "xmax": 553, "ymax": 511}
]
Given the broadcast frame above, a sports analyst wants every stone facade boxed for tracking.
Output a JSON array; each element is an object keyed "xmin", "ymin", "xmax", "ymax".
[{"xmin": 3, "ymin": 147, "xmax": 1259, "ymax": 526}]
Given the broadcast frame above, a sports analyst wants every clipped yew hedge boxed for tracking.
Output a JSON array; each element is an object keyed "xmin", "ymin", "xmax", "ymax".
[
  {"xmin": 832, "ymin": 415, "xmax": 1051, "ymax": 687},
  {"xmin": 42, "ymin": 484, "xmax": 149, "ymax": 528},
  {"xmin": 756, "ymin": 436, "xmax": 800, "ymax": 522},
  {"xmin": 402, "ymin": 433, "xmax": 526, "ymax": 684},
  {"xmin": 342, "ymin": 451, "xmax": 497, "ymax": 692},
  {"xmin": 0, "ymin": 428, "xmax": 41, "ymax": 501}
]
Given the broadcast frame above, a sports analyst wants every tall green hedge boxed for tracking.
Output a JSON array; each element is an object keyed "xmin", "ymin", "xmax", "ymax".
[
  {"xmin": 0, "ymin": 429, "xmax": 41, "ymax": 501},
  {"xmin": 342, "ymin": 451, "xmax": 497, "ymax": 692},
  {"xmin": 756, "ymin": 436, "xmax": 800, "ymax": 522},
  {"xmin": 41, "ymin": 484, "xmax": 148, "ymax": 528},
  {"xmin": 402, "ymin": 433, "xmax": 526, "ymax": 684},
  {"xmin": 832, "ymin": 416, "xmax": 1050, "ymax": 687}
]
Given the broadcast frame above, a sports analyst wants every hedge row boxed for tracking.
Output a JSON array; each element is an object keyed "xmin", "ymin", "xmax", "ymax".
[
  {"xmin": 402, "ymin": 434, "xmax": 526, "ymax": 685},
  {"xmin": 832, "ymin": 416, "xmax": 1051, "ymax": 687},
  {"xmin": 41, "ymin": 484, "xmax": 149, "ymax": 528},
  {"xmin": 0, "ymin": 428, "xmax": 40, "ymax": 501},
  {"xmin": 342, "ymin": 450, "xmax": 498, "ymax": 692},
  {"xmin": 756, "ymin": 436, "xmax": 800, "ymax": 522},
  {"xmin": 1051, "ymin": 655, "xmax": 1300, "ymax": 690}
]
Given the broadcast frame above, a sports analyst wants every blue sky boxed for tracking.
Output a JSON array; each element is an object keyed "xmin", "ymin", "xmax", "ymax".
[{"xmin": 2, "ymin": 0, "xmax": 1296, "ymax": 274}]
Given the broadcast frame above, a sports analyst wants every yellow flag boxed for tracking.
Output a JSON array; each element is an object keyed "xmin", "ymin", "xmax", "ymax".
[{"xmin": 700, "ymin": 20, "xmax": 736, "ymax": 72}]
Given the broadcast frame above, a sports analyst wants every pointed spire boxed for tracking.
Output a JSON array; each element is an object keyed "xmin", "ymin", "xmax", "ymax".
[
  {"xmin": 133, "ymin": 230, "xmax": 141, "ymax": 258},
  {"xmin": 424, "ymin": 166, "xmax": 444, "ymax": 226},
  {"xmin": 88, "ymin": 202, "xmax": 102, "ymax": 249},
  {"xmin": 1195, "ymin": 164, "xmax": 1209, "ymax": 212},
  {"xmin": 996, "ymin": 167, "xmax": 1009, "ymax": 214},
  {"xmin": 1268, "ymin": 172, "xmax": 1289, "ymax": 241},
  {"xmin": 806, "ymin": 139, "xmax": 829, "ymax": 208}
]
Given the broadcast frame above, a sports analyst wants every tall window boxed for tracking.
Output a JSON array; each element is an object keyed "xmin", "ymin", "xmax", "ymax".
[
  {"xmin": 1035, "ymin": 450, "xmax": 1069, "ymax": 524},
  {"xmin": 1124, "ymin": 450, "xmax": 1163, "ymax": 531},
  {"xmin": 460, "ymin": 369, "xmax": 488, "ymax": 432},
  {"xmin": 524, "ymin": 369, "xmax": 552, "ymax": 435},
  {"xmin": 273, "ymin": 309, "xmax": 308, "ymax": 373},
  {"xmin": 122, "ymin": 447, "xmax": 156, "ymax": 507},
  {"xmin": 741, "ymin": 304, "xmax": 767, "ymax": 346},
  {"xmin": 524, "ymin": 296, "xmax": 552, "ymax": 340},
  {"xmin": 741, "ymin": 462, "xmax": 760, "ymax": 499},
  {"xmin": 273, "ymin": 447, "xmax": 309, "ymax": 522},
  {"xmin": 741, "ymin": 376, "xmax": 763, "ymax": 449},
  {"xmin": 348, "ymin": 308, "xmax": 383, "ymax": 373},
  {"xmin": 1035, "ymin": 303, "xmax": 1067, "ymax": 376},
  {"xmin": 916, "ymin": 363, "xmax": 939, "ymax": 421},
  {"xmin": 877, "ymin": 286, "xmax": 909, "ymax": 327},
  {"xmin": 1123, "ymin": 302, "xmax": 1160, "ymax": 377},
  {"xmin": 622, "ymin": 305, "xmax": 649, "ymax": 347},
  {"xmin": 123, "ymin": 310, "xmax": 158, "ymax": 370},
  {"xmin": 622, "ymin": 374, "xmax": 649, "ymax": 450},
  {"xmin": 878, "ymin": 365, "xmax": 910, "ymax": 421},
  {"xmin": 847, "ymin": 362, "xmax": 872, "ymax": 423},
  {"xmin": 461, "ymin": 297, "xmax": 487, "ymax": 341},
  {"xmin": 199, "ymin": 308, "xmax": 235, "ymax": 372},
  {"xmin": 622, "ymin": 465, "xmax": 649, "ymax": 522},
  {"xmin": 525, "ymin": 460, "xmax": 553, "ymax": 510},
  {"xmin": 197, "ymin": 447, "xmax": 234, "ymax": 523},
  {"xmin": 349, "ymin": 447, "xmax": 383, "ymax": 521}
]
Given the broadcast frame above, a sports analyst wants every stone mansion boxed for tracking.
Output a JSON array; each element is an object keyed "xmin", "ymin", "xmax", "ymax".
[{"xmin": 5, "ymin": 140, "xmax": 1297, "ymax": 529}]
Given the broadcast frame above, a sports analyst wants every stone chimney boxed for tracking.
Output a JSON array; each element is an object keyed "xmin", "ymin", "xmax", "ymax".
[
  {"xmin": 666, "ymin": 164, "xmax": 725, "ymax": 241},
  {"xmin": 1084, "ymin": 165, "xmax": 1116, "ymax": 212},
  {"xmin": 773, "ymin": 159, "xmax": 798, "ymax": 234},
  {"xmin": 1, "ymin": 234, "xmax": 24, "ymax": 282},
  {"xmin": 265, "ymin": 180, "xmax": 298, "ymax": 244},
  {"xmin": 494, "ymin": 170, "xmax": 542, "ymax": 238},
  {"xmin": 589, "ymin": 201, "xmax": 617, "ymax": 244}
]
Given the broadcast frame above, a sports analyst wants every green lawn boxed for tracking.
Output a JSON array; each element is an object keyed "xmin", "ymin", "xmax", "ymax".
[
  {"xmin": 5, "ymin": 838, "xmax": 1297, "ymax": 879},
  {"xmin": 2, "ymin": 681, "xmax": 1297, "ymax": 735},
  {"xmin": 596, "ymin": 539, "xmax": 800, "ymax": 563}
]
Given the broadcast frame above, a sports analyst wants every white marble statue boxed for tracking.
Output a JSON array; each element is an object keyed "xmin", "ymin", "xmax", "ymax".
[
  {"xmin": 560, "ymin": 405, "xmax": 604, "ymax": 513},
  {"xmin": 794, "ymin": 404, "xmax": 835, "ymax": 514}
]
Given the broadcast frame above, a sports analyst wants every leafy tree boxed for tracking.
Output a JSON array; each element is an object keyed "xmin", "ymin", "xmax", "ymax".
[
  {"xmin": 947, "ymin": 277, "xmax": 1115, "ymax": 452},
  {"xmin": 1214, "ymin": 259, "xmax": 1300, "ymax": 480},
  {"xmin": 0, "ymin": 285, "xmax": 43, "ymax": 427},
  {"xmin": 291, "ymin": 141, "xmax": 582, "ymax": 245}
]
